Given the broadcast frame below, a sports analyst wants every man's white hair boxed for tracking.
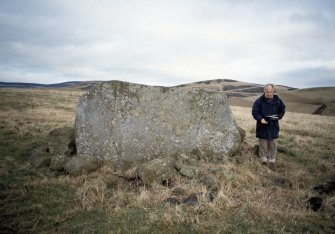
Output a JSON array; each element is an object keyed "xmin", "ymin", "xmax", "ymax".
[{"xmin": 264, "ymin": 83, "xmax": 274, "ymax": 91}]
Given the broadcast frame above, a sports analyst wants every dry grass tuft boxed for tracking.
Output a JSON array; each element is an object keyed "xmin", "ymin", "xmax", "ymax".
[{"xmin": 75, "ymin": 178, "xmax": 106, "ymax": 210}]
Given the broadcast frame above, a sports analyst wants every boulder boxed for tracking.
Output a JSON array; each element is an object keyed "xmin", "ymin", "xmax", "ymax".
[
  {"xmin": 64, "ymin": 155, "xmax": 98, "ymax": 175},
  {"xmin": 136, "ymin": 157, "xmax": 177, "ymax": 186},
  {"xmin": 75, "ymin": 80, "xmax": 241, "ymax": 170},
  {"xmin": 178, "ymin": 165, "xmax": 197, "ymax": 179},
  {"xmin": 46, "ymin": 127, "xmax": 75, "ymax": 156},
  {"xmin": 49, "ymin": 154, "xmax": 69, "ymax": 171},
  {"xmin": 30, "ymin": 127, "xmax": 78, "ymax": 171}
]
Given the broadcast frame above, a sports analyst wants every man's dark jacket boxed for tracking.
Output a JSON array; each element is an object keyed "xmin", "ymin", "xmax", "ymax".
[{"xmin": 252, "ymin": 94, "xmax": 285, "ymax": 139}]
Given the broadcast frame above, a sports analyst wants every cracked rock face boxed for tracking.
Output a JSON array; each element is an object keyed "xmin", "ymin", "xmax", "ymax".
[{"xmin": 75, "ymin": 80, "xmax": 241, "ymax": 170}]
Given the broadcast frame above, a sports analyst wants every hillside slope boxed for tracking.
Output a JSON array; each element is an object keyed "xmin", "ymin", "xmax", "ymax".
[
  {"xmin": 1, "ymin": 79, "xmax": 334, "ymax": 116},
  {"xmin": 178, "ymin": 79, "xmax": 335, "ymax": 116}
]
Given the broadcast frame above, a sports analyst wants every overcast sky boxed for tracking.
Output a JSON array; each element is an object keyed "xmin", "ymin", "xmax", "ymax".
[{"xmin": 0, "ymin": 0, "xmax": 334, "ymax": 88}]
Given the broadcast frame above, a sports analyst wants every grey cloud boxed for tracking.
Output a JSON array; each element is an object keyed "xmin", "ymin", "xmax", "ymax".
[
  {"xmin": 0, "ymin": 0, "xmax": 334, "ymax": 87},
  {"xmin": 279, "ymin": 67, "xmax": 335, "ymax": 88}
]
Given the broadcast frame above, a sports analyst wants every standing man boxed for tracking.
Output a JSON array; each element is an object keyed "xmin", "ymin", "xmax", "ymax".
[{"xmin": 252, "ymin": 84, "xmax": 285, "ymax": 170}]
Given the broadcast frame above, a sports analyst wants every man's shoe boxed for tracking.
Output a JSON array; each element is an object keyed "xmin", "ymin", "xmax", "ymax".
[{"xmin": 268, "ymin": 163, "xmax": 276, "ymax": 171}]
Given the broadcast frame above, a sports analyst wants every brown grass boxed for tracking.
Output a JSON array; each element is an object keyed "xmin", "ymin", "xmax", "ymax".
[{"xmin": 0, "ymin": 88, "xmax": 334, "ymax": 233}]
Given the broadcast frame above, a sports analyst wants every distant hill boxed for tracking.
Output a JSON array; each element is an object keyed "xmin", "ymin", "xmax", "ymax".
[
  {"xmin": 0, "ymin": 81, "xmax": 99, "ymax": 90},
  {"xmin": 173, "ymin": 79, "xmax": 335, "ymax": 116},
  {"xmin": 1, "ymin": 79, "xmax": 334, "ymax": 116},
  {"xmin": 0, "ymin": 81, "xmax": 81, "ymax": 89}
]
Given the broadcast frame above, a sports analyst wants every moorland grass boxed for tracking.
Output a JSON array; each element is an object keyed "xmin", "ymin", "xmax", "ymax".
[{"xmin": 0, "ymin": 88, "xmax": 334, "ymax": 233}]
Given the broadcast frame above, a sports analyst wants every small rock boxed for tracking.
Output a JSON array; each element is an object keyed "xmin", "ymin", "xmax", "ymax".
[
  {"xmin": 182, "ymin": 194, "xmax": 198, "ymax": 205},
  {"xmin": 46, "ymin": 127, "xmax": 75, "ymax": 155},
  {"xmin": 50, "ymin": 154, "xmax": 68, "ymax": 171},
  {"xmin": 165, "ymin": 197, "xmax": 181, "ymax": 205},
  {"xmin": 307, "ymin": 197, "xmax": 323, "ymax": 211},
  {"xmin": 136, "ymin": 157, "xmax": 177, "ymax": 186},
  {"xmin": 64, "ymin": 155, "xmax": 98, "ymax": 175},
  {"xmin": 178, "ymin": 165, "xmax": 196, "ymax": 179}
]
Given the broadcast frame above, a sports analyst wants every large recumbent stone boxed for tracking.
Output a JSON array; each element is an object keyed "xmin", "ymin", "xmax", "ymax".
[{"xmin": 75, "ymin": 81, "xmax": 241, "ymax": 170}]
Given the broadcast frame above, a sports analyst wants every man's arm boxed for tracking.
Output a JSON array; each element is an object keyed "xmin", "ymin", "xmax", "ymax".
[
  {"xmin": 278, "ymin": 98, "xmax": 286, "ymax": 120},
  {"xmin": 252, "ymin": 99, "xmax": 263, "ymax": 121}
]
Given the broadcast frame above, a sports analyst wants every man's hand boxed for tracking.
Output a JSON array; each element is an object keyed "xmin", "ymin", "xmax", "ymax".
[{"xmin": 261, "ymin": 118, "xmax": 268, "ymax": 124}]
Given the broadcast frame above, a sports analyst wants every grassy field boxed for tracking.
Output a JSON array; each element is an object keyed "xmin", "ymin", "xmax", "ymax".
[{"xmin": 0, "ymin": 88, "xmax": 334, "ymax": 233}]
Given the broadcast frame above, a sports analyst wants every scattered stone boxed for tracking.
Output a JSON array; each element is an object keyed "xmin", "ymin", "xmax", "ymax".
[
  {"xmin": 178, "ymin": 165, "xmax": 197, "ymax": 179},
  {"xmin": 274, "ymin": 178, "xmax": 293, "ymax": 188},
  {"xmin": 49, "ymin": 154, "xmax": 68, "ymax": 171},
  {"xmin": 199, "ymin": 175, "xmax": 219, "ymax": 192},
  {"xmin": 29, "ymin": 148, "xmax": 51, "ymax": 168},
  {"xmin": 313, "ymin": 181, "xmax": 335, "ymax": 195},
  {"xmin": 136, "ymin": 158, "xmax": 177, "ymax": 186},
  {"xmin": 307, "ymin": 197, "xmax": 323, "ymax": 211},
  {"xmin": 165, "ymin": 197, "xmax": 181, "ymax": 205},
  {"xmin": 64, "ymin": 155, "xmax": 98, "ymax": 175},
  {"xmin": 182, "ymin": 194, "xmax": 198, "ymax": 205},
  {"xmin": 30, "ymin": 127, "xmax": 77, "ymax": 172},
  {"xmin": 46, "ymin": 127, "xmax": 75, "ymax": 156}
]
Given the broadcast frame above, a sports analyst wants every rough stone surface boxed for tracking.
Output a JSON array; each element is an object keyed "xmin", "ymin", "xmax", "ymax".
[
  {"xmin": 46, "ymin": 127, "xmax": 75, "ymax": 156},
  {"xmin": 75, "ymin": 80, "xmax": 241, "ymax": 169},
  {"xmin": 49, "ymin": 154, "xmax": 69, "ymax": 171},
  {"xmin": 30, "ymin": 127, "xmax": 81, "ymax": 171},
  {"xmin": 178, "ymin": 165, "xmax": 197, "ymax": 179},
  {"xmin": 165, "ymin": 197, "xmax": 181, "ymax": 205},
  {"xmin": 136, "ymin": 157, "xmax": 177, "ymax": 186},
  {"xmin": 64, "ymin": 155, "xmax": 98, "ymax": 175},
  {"xmin": 182, "ymin": 194, "xmax": 198, "ymax": 205}
]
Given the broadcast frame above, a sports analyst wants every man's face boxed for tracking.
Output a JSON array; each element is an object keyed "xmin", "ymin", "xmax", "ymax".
[{"xmin": 264, "ymin": 86, "xmax": 274, "ymax": 98}]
